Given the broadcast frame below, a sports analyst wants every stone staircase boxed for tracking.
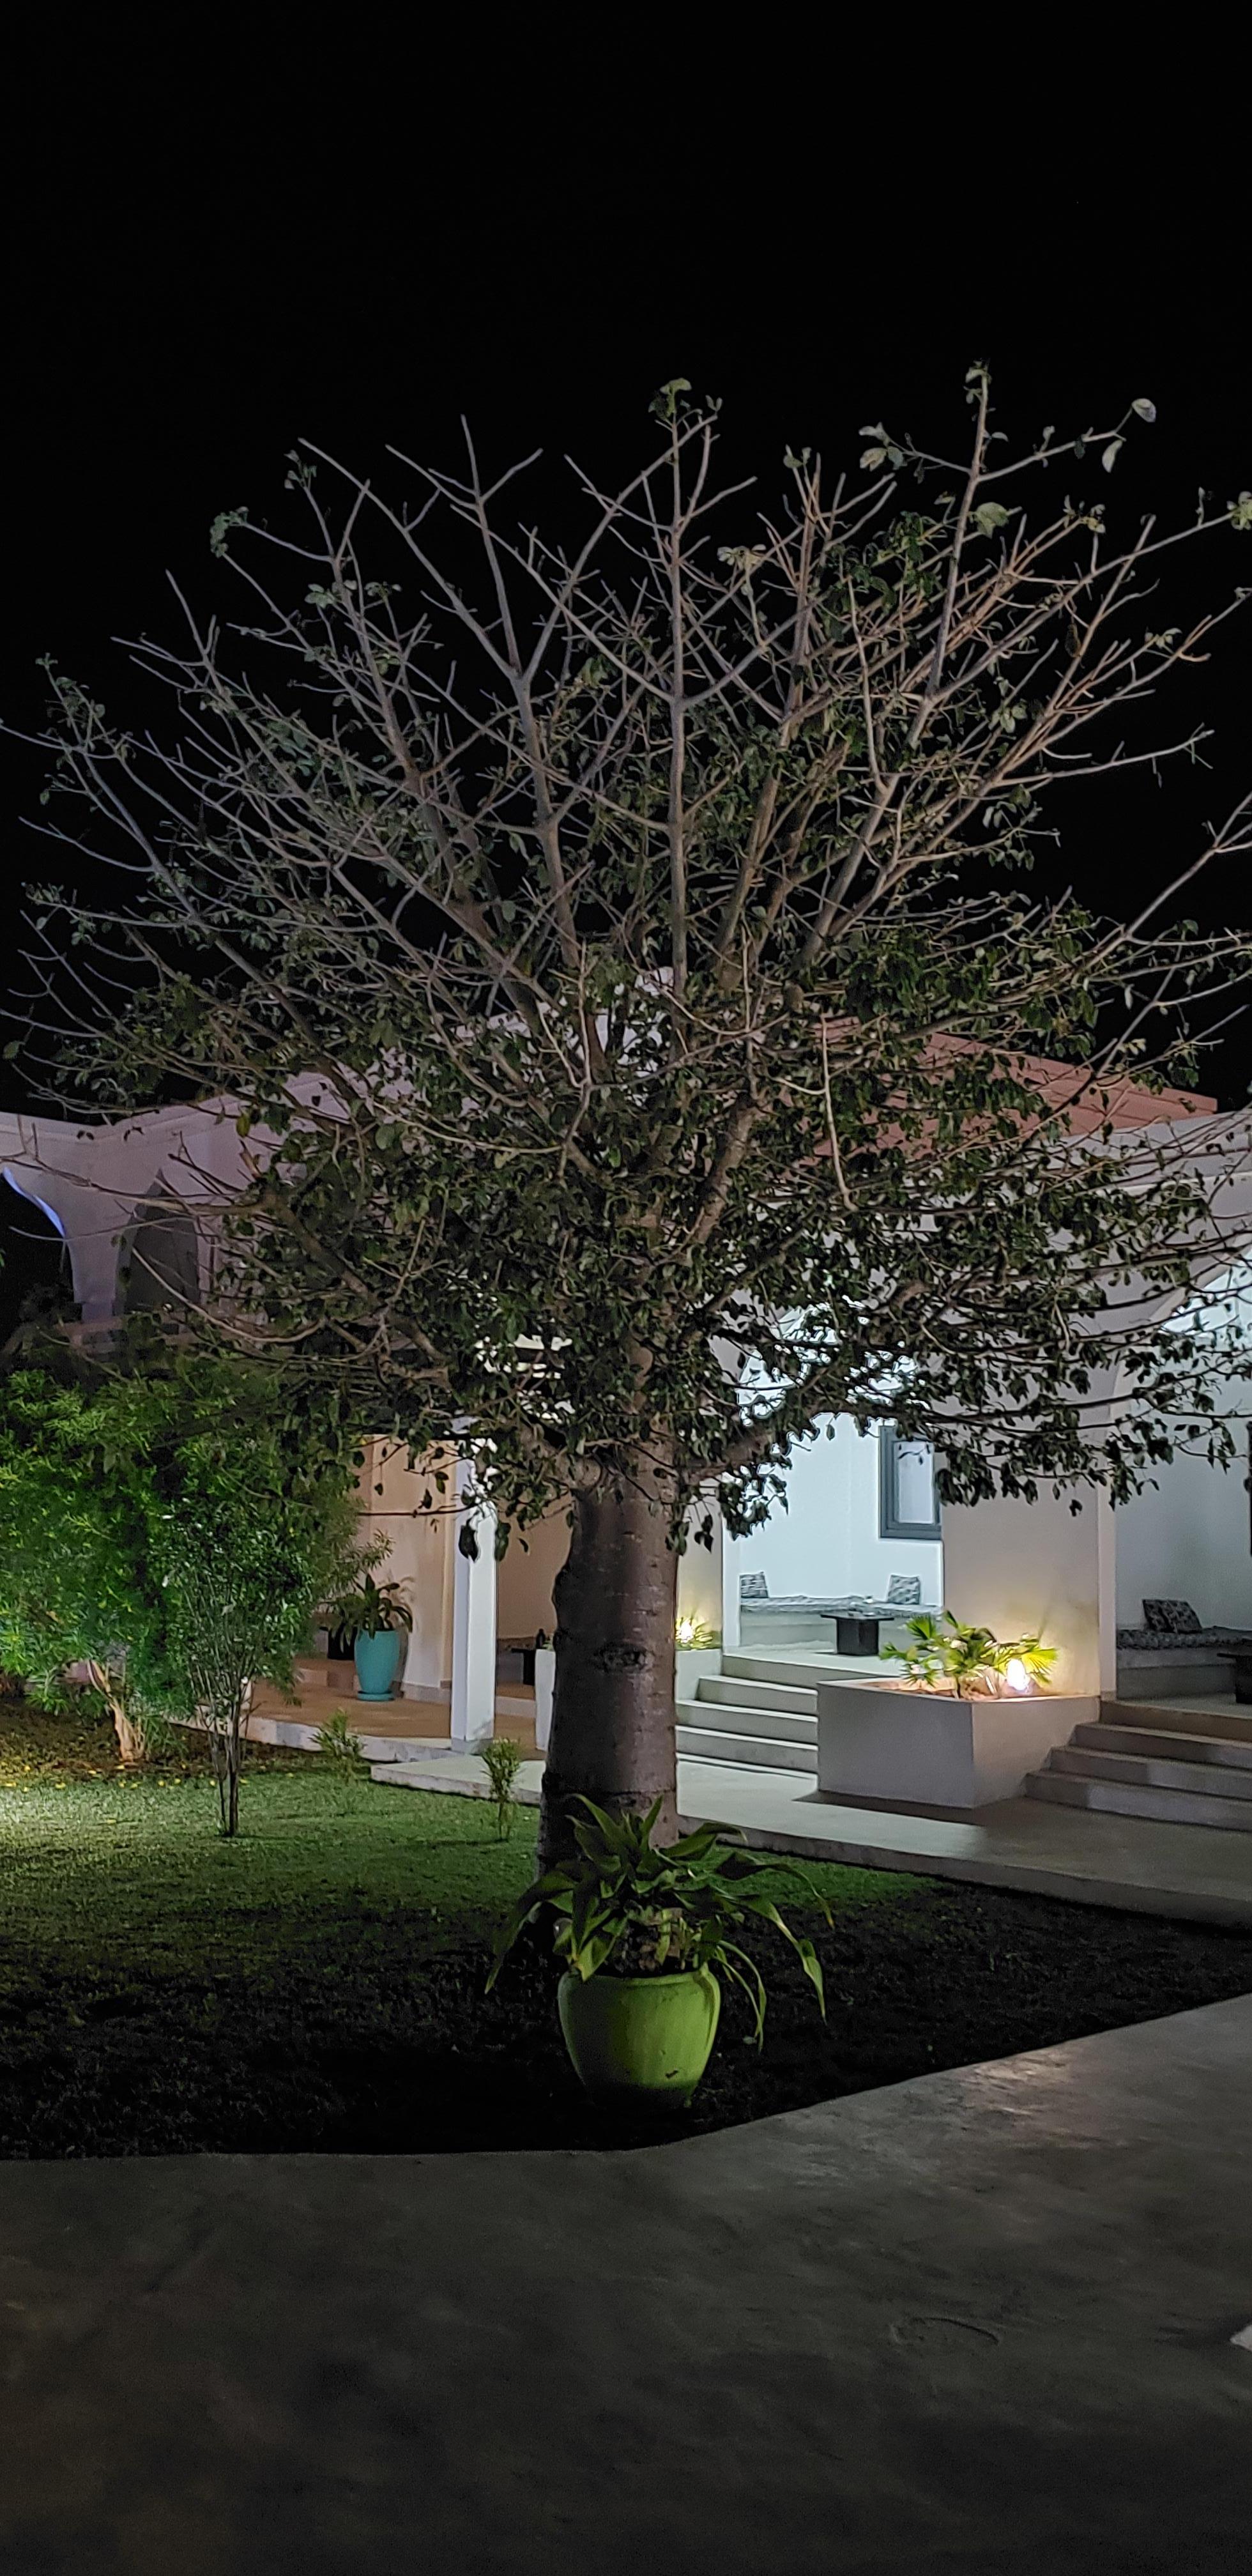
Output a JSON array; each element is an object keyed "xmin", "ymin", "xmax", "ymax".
[
  {"xmin": 676, "ymin": 1658, "xmax": 818, "ymax": 1773},
  {"xmin": 1027, "ymin": 1699, "xmax": 1252, "ymax": 1832}
]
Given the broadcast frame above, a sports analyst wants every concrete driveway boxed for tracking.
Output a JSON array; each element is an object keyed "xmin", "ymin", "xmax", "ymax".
[{"xmin": 3, "ymin": 1997, "xmax": 1252, "ymax": 2572}]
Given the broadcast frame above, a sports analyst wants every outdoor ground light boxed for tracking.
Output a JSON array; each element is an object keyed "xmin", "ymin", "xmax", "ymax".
[{"xmin": 675, "ymin": 1615, "xmax": 720, "ymax": 1651}]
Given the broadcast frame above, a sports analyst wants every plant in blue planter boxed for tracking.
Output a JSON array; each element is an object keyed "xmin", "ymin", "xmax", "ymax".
[{"xmin": 328, "ymin": 1574, "xmax": 413, "ymax": 1701}]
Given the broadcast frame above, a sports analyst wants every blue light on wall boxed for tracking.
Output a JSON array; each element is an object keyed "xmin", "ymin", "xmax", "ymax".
[{"xmin": 2, "ymin": 1171, "xmax": 67, "ymax": 1239}]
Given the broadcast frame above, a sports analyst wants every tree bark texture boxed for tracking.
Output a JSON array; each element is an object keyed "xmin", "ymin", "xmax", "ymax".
[
  {"xmin": 86, "ymin": 1666, "xmax": 146, "ymax": 1767},
  {"xmin": 207, "ymin": 1713, "xmax": 243, "ymax": 1836},
  {"xmin": 111, "ymin": 1706, "xmax": 146, "ymax": 1766},
  {"xmin": 539, "ymin": 1455, "xmax": 680, "ymax": 1870}
]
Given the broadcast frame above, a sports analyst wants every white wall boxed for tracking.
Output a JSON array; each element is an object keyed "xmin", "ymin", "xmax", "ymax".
[
  {"xmin": 943, "ymin": 1483, "xmax": 1110, "ymax": 1697},
  {"xmin": 735, "ymin": 1417, "xmax": 942, "ymax": 1607},
  {"xmin": 677, "ymin": 1503, "xmax": 724, "ymax": 1640},
  {"xmin": 357, "ymin": 1439, "xmax": 455, "ymax": 1694},
  {"xmin": 498, "ymin": 1494, "xmax": 726, "ymax": 1647},
  {"xmin": 496, "ymin": 1507, "xmax": 570, "ymax": 1640},
  {"xmin": 1114, "ymin": 1441, "xmax": 1252, "ymax": 1629}
]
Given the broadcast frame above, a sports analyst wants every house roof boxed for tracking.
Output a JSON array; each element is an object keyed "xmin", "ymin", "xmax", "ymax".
[{"xmin": 914, "ymin": 1036, "xmax": 1216, "ymax": 1136}]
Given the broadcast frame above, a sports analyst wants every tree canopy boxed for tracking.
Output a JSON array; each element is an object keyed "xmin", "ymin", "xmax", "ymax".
[
  {"xmin": 0, "ymin": 1339, "xmax": 365, "ymax": 1820},
  {"xmin": 22, "ymin": 373, "xmax": 1252, "ymax": 1549}
]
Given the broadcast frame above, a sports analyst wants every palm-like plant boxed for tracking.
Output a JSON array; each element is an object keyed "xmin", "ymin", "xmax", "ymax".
[{"xmin": 888, "ymin": 1613, "xmax": 1057, "ymax": 1699}]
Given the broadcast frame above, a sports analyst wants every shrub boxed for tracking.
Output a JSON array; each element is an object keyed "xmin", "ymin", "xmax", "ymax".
[{"xmin": 477, "ymin": 1735, "xmax": 525, "ymax": 1839}]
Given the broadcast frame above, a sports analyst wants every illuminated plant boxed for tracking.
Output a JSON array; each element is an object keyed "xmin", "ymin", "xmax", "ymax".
[
  {"xmin": 888, "ymin": 1613, "xmax": 1058, "ymax": 1699},
  {"xmin": 675, "ymin": 1616, "xmax": 721, "ymax": 1652}
]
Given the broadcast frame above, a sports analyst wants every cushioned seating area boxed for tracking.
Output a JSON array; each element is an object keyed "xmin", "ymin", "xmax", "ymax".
[
  {"xmin": 738, "ymin": 1574, "xmax": 938, "ymax": 1619},
  {"xmin": 1117, "ymin": 1595, "xmax": 1252, "ymax": 1653},
  {"xmin": 1117, "ymin": 1625, "xmax": 1252, "ymax": 1652}
]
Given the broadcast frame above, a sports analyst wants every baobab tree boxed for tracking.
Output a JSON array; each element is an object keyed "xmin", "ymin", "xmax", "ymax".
[{"xmin": 20, "ymin": 371, "xmax": 1252, "ymax": 1860}]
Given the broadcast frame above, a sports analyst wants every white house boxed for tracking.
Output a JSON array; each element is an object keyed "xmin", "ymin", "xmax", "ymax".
[{"xmin": 5, "ymin": 1071, "xmax": 1252, "ymax": 1808}]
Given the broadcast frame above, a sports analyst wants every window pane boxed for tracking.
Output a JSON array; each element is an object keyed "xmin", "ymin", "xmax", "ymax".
[{"xmin": 895, "ymin": 1440, "xmax": 935, "ymax": 1526}]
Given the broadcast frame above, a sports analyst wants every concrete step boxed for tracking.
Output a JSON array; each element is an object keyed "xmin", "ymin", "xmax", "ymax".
[
  {"xmin": 1073, "ymin": 1722, "xmax": 1252, "ymax": 1773},
  {"xmin": 695, "ymin": 1673, "xmax": 818, "ymax": 1716},
  {"xmin": 1026, "ymin": 1768, "xmax": 1252, "ymax": 1832},
  {"xmin": 1103, "ymin": 1697, "xmax": 1252, "ymax": 1747},
  {"xmin": 722, "ymin": 1651, "xmax": 885, "ymax": 1690},
  {"xmin": 675, "ymin": 1724, "xmax": 816, "ymax": 1774},
  {"xmin": 1049, "ymin": 1744, "xmax": 1252, "ymax": 1804},
  {"xmin": 678, "ymin": 1697, "xmax": 817, "ymax": 1745},
  {"xmin": 248, "ymin": 1713, "xmax": 427, "ymax": 1764},
  {"xmin": 372, "ymin": 1759, "xmax": 544, "ymax": 1805}
]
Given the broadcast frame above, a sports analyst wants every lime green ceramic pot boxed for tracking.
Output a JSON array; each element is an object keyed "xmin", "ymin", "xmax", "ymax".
[{"xmin": 557, "ymin": 1966, "xmax": 721, "ymax": 2103}]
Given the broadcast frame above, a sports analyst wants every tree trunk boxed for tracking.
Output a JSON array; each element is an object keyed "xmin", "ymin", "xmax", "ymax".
[
  {"xmin": 86, "ymin": 1666, "xmax": 145, "ymax": 1767},
  {"xmin": 539, "ymin": 1454, "xmax": 680, "ymax": 1871},
  {"xmin": 207, "ymin": 1718, "xmax": 243, "ymax": 1836},
  {"xmin": 112, "ymin": 1705, "xmax": 146, "ymax": 1766}
]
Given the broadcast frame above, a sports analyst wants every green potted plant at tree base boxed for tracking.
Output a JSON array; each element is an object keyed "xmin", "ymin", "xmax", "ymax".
[
  {"xmin": 330, "ymin": 1573, "xmax": 413, "ymax": 1702},
  {"xmin": 489, "ymin": 1798, "xmax": 830, "ymax": 2106}
]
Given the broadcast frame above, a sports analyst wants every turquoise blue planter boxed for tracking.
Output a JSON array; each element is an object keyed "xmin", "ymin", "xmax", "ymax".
[{"xmin": 353, "ymin": 1627, "xmax": 404, "ymax": 1701}]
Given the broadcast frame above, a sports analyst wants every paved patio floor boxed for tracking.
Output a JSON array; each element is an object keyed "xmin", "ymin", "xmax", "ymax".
[
  {"xmin": 3, "ymin": 1996, "xmax": 1252, "ymax": 2571},
  {"xmin": 373, "ymin": 1750, "xmax": 1252, "ymax": 1927}
]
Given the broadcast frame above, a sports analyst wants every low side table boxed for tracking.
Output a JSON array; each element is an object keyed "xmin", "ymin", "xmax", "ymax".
[
  {"xmin": 833, "ymin": 1614, "xmax": 881, "ymax": 1657},
  {"xmin": 1228, "ymin": 1651, "xmax": 1252, "ymax": 1706}
]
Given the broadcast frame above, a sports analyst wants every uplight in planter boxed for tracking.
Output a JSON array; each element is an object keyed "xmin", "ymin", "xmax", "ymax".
[
  {"xmin": 675, "ymin": 1616, "xmax": 721, "ymax": 1651},
  {"xmin": 1004, "ymin": 1657, "xmax": 1031, "ymax": 1694}
]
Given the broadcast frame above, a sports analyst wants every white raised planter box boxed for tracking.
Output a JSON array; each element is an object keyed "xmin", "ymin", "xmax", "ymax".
[
  {"xmin": 816, "ymin": 1681, "xmax": 1095, "ymax": 1811},
  {"xmin": 675, "ymin": 1646, "xmax": 722, "ymax": 1694}
]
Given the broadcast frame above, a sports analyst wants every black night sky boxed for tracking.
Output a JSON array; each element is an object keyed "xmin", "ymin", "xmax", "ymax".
[{"xmin": 1, "ymin": 40, "xmax": 1247, "ymax": 1330}]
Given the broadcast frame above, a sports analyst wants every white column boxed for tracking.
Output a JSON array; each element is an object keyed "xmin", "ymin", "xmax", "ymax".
[
  {"xmin": 450, "ymin": 1455, "xmax": 497, "ymax": 1742},
  {"xmin": 1096, "ymin": 1483, "xmax": 1118, "ymax": 1698},
  {"xmin": 721, "ymin": 1526, "xmax": 741, "ymax": 1652},
  {"xmin": 942, "ymin": 1483, "xmax": 1104, "ymax": 1698}
]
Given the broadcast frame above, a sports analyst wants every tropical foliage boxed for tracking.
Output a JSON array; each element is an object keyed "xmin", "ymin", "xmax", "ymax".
[
  {"xmin": 477, "ymin": 1733, "xmax": 525, "ymax": 1839},
  {"xmin": 0, "ymin": 1339, "xmax": 367, "ymax": 1828},
  {"xmin": 488, "ymin": 1795, "xmax": 829, "ymax": 2044},
  {"xmin": 888, "ymin": 1612, "xmax": 1057, "ymax": 1699},
  {"xmin": 328, "ymin": 1572, "xmax": 413, "ymax": 1637}
]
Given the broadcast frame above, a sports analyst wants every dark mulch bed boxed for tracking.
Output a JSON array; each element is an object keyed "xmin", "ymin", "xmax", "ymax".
[{"xmin": 6, "ymin": 1885, "xmax": 1252, "ymax": 2160}]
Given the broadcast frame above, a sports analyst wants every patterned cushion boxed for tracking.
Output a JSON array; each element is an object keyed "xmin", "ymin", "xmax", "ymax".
[
  {"xmin": 739, "ymin": 1570, "xmax": 769, "ymax": 1602},
  {"xmin": 1142, "ymin": 1598, "xmax": 1202, "ymax": 1634},
  {"xmin": 885, "ymin": 1574, "xmax": 922, "ymax": 1606},
  {"xmin": 1118, "ymin": 1624, "xmax": 1252, "ymax": 1652}
]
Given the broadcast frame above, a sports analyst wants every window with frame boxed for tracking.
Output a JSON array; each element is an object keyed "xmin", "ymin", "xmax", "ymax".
[{"xmin": 879, "ymin": 1423, "xmax": 942, "ymax": 1540}]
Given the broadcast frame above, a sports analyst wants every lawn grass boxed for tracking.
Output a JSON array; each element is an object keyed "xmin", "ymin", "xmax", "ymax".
[
  {"xmin": 3, "ymin": 1696, "xmax": 1252, "ymax": 2159},
  {"xmin": 0, "ymin": 1699, "xmax": 897, "ymax": 1960}
]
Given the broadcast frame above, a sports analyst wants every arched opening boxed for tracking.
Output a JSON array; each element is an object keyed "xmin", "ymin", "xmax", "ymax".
[
  {"xmin": 0, "ymin": 1173, "xmax": 76, "ymax": 1347},
  {"xmin": 118, "ymin": 1200, "xmax": 201, "ymax": 1317}
]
